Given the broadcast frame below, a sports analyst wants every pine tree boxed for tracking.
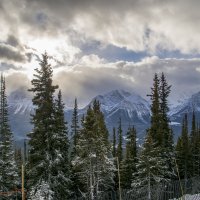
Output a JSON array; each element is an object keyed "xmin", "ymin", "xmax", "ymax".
[
  {"xmin": 71, "ymin": 98, "xmax": 80, "ymax": 159},
  {"xmin": 148, "ymin": 73, "xmax": 161, "ymax": 145},
  {"xmin": 159, "ymin": 73, "xmax": 176, "ymax": 180},
  {"xmin": 148, "ymin": 73, "xmax": 175, "ymax": 180},
  {"xmin": 70, "ymin": 98, "xmax": 84, "ymax": 199},
  {"xmin": 159, "ymin": 72, "xmax": 172, "ymax": 148},
  {"xmin": 132, "ymin": 134, "xmax": 168, "ymax": 199},
  {"xmin": 132, "ymin": 73, "xmax": 175, "ymax": 196},
  {"xmin": 190, "ymin": 111, "xmax": 200, "ymax": 176},
  {"xmin": 74, "ymin": 100, "xmax": 115, "ymax": 199},
  {"xmin": 53, "ymin": 90, "xmax": 72, "ymax": 199},
  {"xmin": 121, "ymin": 126, "xmax": 137, "ymax": 189},
  {"xmin": 27, "ymin": 53, "xmax": 72, "ymax": 199},
  {"xmin": 0, "ymin": 74, "xmax": 19, "ymax": 198}
]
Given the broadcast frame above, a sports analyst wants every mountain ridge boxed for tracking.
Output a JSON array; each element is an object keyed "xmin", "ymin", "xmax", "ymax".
[{"xmin": 8, "ymin": 88, "xmax": 200, "ymax": 144}]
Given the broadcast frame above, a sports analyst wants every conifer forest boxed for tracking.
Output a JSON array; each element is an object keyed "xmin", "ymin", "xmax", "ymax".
[
  {"xmin": 3, "ymin": 0, "xmax": 200, "ymax": 199},
  {"xmin": 1, "ymin": 53, "xmax": 200, "ymax": 200}
]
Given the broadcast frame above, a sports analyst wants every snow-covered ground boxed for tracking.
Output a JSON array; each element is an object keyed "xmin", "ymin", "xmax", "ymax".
[{"xmin": 170, "ymin": 194, "xmax": 200, "ymax": 200}]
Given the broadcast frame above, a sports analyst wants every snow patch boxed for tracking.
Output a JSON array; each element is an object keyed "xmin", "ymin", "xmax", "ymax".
[
  {"xmin": 170, "ymin": 193, "xmax": 200, "ymax": 200},
  {"xmin": 170, "ymin": 122, "xmax": 181, "ymax": 126}
]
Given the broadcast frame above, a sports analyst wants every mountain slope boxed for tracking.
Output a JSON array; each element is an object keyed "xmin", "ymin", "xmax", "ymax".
[
  {"xmin": 67, "ymin": 90, "xmax": 151, "ymax": 139},
  {"xmin": 9, "ymin": 88, "xmax": 200, "ymax": 144},
  {"xmin": 8, "ymin": 88, "xmax": 33, "ymax": 142},
  {"xmin": 170, "ymin": 92, "xmax": 200, "ymax": 120}
]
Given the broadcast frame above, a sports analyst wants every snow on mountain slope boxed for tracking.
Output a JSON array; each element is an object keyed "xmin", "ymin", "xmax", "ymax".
[
  {"xmin": 169, "ymin": 91, "xmax": 200, "ymax": 117},
  {"xmin": 7, "ymin": 88, "xmax": 33, "ymax": 142},
  {"xmin": 8, "ymin": 88, "xmax": 33, "ymax": 115},
  {"xmin": 81, "ymin": 89, "xmax": 151, "ymax": 126},
  {"xmin": 11, "ymin": 87, "xmax": 200, "ymax": 144}
]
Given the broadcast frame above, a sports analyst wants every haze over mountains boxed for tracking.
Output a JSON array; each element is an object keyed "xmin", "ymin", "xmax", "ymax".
[{"xmin": 8, "ymin": 88, "xmax": 200, "ymax": 144}]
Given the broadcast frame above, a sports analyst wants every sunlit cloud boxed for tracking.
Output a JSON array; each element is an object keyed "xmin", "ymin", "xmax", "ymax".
[{"xmin": 1, "ymin": 0, "xmax": 200, "ymax": 106}]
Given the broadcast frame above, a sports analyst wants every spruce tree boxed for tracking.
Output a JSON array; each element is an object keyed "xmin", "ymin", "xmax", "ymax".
[
  {"xmin": 190, "ymin": 111, "xmax": 200, "ymax": 176},
  {"xmin": 53, "ymin": 90, "xmax": 72, "ymax": 199},
  {"xmin": 70, "ymin": 98, "xmax": 84, "ymax": 199},
  {"xmin": 27, "ymin": 53, "xmax": 72, "ymax": 199},
  {"xmin": 71, "ymin": 98, "xmax": 79, "ymax": 158},
  {"xmin": 74, "ymin": 100, "xmax": 115, "ymax": 199},
  {"xmin": 176, "ymin": 114, "xmax": 192, "ymax": 180},
  {"xmin": 132, "ymin": 73, "xmax": 175, "ymax": 196},
  {"xmin": 121, "ymin": 126, "xmax": 137, "ymax": 189},
  {"xmin": 132, "ymin": 134, "xmax": 168, "ymax": 199},
  {"xmin": 148, "ymin": 73, "xmax": 175, "ymax": 180},
  {"xmin": 148, "ymin": 73, "xmax": 161, "ymax": 145},
  {"xmin": 159, "ymin": 73, "xmax": 176, "ymax": 180},
  {"xmin": 0, "ymin": 74, "xmax": 19, "ymax": 198},
  {"xmin": 159, "ymin": 72, "xmax": 172, "ymax": 148}
]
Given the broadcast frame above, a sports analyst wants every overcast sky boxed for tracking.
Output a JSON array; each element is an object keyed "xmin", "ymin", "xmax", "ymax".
[{"xmin": 1, "ymin": 0, "xmax": 200, "ymax": 107}]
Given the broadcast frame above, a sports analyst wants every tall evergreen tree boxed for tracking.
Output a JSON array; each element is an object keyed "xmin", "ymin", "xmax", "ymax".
[
  {"xmin": 176, "ymin": 114, "xmax": 192, "ymax": 180},
  {"xmin": 71, "ymin": 98, "xmax": 79, "ymax": 158},
  {"xmin": 27, "ymin": 53, "xmax": 72, "ymax": 199},
  {"xmin": 74, "ymin": 100, "xmax": 115, "ymax": 199},
  {"xmin": 53, "ymin": 90, "xmax": 72, "ymax": 199},
  {"xmin": 69, "ymin": 97, "xmax": 82, "ymax": 199},
  {"xmin": 0, "ymin": 74, "xmax": 19, "ymax": 198},
  {"xmin": 159, "ymin": 73, "xmax": 176, "ymax": 180},
  {"xmin": 132, "ymin": 134, "xmax": 168, "ymax": 199},
  {"xmin": 159, "ymin": 72, "xmax": 172, "ymax": 148},
  {"xmin": 189, "ymin": 111, "xmax": 200, "ymax": 176},
  {"xmin": 148, "ymin": 73, "xmax": 161, "ymax": 145},
  {"xmin": 121, "ymin": 126, "xmax": 137, "ymax": 189},
  {"xmin": 133, "ymin": 73, "xmax": 175, "ymax": 196}
]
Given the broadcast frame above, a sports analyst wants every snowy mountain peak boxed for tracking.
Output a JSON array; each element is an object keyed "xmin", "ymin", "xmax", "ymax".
[
  {"xmin": 8, "ymin": 88, "xmax": 33, "ymax": 115},
  {"xmin": 88, "ymin": 90, "xmax": 150, "ymax": 124},
  {"xmin": 95, "ymin": 89, "xmax": 148, "ymax": 106},
  {"xmin": 169, "ymin": 91, "xmax": 200, "ymax": 117},
  {"xmin": 8, "ymin": 88, "xmax": 31, "ymax": 102}
]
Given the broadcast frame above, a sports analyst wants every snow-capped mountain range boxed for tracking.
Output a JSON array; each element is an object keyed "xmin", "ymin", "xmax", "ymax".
[{"xmin": 8, "ymin": 88, "xmax": 200, "ymax": 144}]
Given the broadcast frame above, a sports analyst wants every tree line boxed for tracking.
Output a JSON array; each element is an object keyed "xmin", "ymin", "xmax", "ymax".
[{"xmin": 0, "ymin": 53, "xmax": 200, "ymax": 199}]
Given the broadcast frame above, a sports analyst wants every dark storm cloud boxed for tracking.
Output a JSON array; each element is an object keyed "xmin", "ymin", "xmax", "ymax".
[
  {"xmin": 2, "ymin": 0, "xmax": 200, "ymax": 105},
  {"xmin": 0, "ymin": 44, "xmax": 26, "ymax": 62},
  {"xmin": 2, "ymin": 0, "xmax": 200, "ymax": 53},
  {"xmin": 0, "ymin": 34, "xmax": 39, "ymax": 65},
  {"xmin": 19, "ymin": 0, "xmax": 200, "ymax": 53},
  {"xmin": 7, "ymin": 35, "xmax": 21, "ymax": 47}
]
